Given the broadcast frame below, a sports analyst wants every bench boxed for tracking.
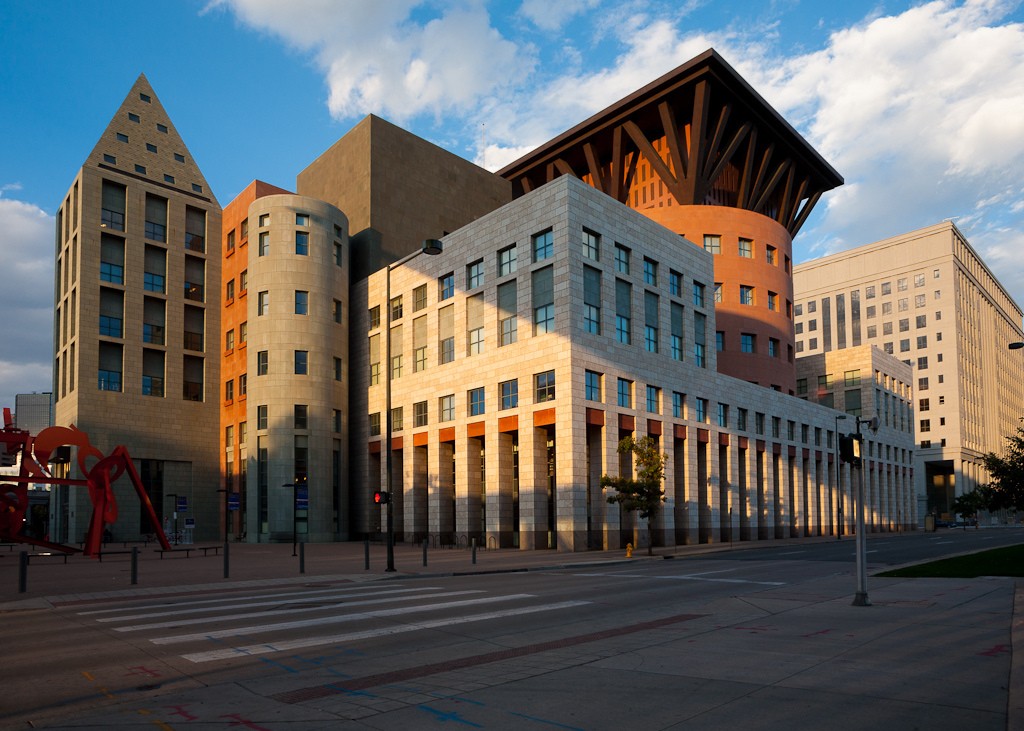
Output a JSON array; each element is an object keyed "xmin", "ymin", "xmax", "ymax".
[{"xmin": 155, "ymin": 545, "xmax": 221, "ymax": 559}]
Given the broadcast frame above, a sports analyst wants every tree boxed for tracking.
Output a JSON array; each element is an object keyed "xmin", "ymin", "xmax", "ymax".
[
  {"xmin": 951, "ymin": 488, "xmax": 986, "ymax": 528},
  {"xmin": 982, "ymin": 419, "xmax": 1024, "ymax": 511},
  {"xmin": 601, "ymin": 436, "xmax": 666, "ymax": 556}
]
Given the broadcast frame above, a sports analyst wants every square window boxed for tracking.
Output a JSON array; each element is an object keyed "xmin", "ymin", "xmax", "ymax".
[
  {"xmin": 469, "ymin": 387, "xmax": 486, "ymax": 416},
  {"xmin": 703, "ymin": 235, "xmax": 721, "ymax": 254},
  {"xmin": 498, "ymin": 246, "xmax": 517, "ymax": 276},
  {"xmin": 740, "ymin": 285, "xmax": 754, "ymax": 306},
  {"xmin": 500, "ymin": 379, "xmax": 518, "ymax": 409},
  {"xmin": 439, "ymin": 272, "xmax": 454, "ymax": 300},
  {"xmin": 390, "ymin": 295, "xmax": 403, "ymax": 320},
  {"xmin": 532, "ymin": 230, "xmax": 553, "ymax": 262},
  {"xmin": 156, "ymin": 123, "xmax": 168, "ymax": 133},
  {"xmin": 128, "ymin": 112, "xmax": 140, "ymax": 123},
  {"xmin": 535, "ymin": 370, "xmax": 555, "ymax": 402},
  {"xmin": 468, "ymin": 326, "xmax": 484, "ymax": 355},
  {"xmin": 738, "ymin": 238, "xmax": 753, "ymax": 258},
  {"xmin": 467, "ymin": 259, "xmax": 484, "ymax": 289},
  {"xmin": 439, "ymin": 395, "xmax": 455, "ymax": 422},
  {"xmin": 582, "ymin": 229, "xmax": 600, "ymax": 261}
]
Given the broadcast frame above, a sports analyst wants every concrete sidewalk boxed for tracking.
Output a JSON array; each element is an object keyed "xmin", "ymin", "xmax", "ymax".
[{"xmin": 2, "ymin": 538, "xmax": 1022, "ymax": 730}]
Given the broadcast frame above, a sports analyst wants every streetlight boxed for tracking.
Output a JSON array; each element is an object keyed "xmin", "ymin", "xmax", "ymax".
[
  {"xmin": 1009, "ymin": 342, "xmax": 1024, "ymax": 350},
  {"xmin": 834, "ymin": 414, "xmax": 847, "ymax": 539},
  {"xmin": 852, "ymin": 415, "xmax": 878, "ymax": 606},
  {"xmin": 384, "ymin": 239, "xmax": 444, "ymax": 572},
  {"xmin": 166, "ymin": 493, "xmax": 179, "ymax": 546}
]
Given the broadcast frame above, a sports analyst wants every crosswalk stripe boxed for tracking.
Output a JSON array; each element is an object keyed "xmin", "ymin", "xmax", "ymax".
[
  {"xmin": 115, "ymin": 590, "xmax": 483, "ymax": 632},
  {"xmin": 76, "ymin": 583, "xmax": 409, "ymax": 616},
  {"xmin": 181, "ymin": 600, "xmax": 590, "ymax": 663},
  {"xmin": 572, "ymin": 572, "xmax": 785, "ymax": 586},
  {"xmin": 95, "ymin": 586, "xmax": 437, "ymax": 623},
  {"xmin": 153, "ymin": 593, "xmax": 539, "ymax": 645}
]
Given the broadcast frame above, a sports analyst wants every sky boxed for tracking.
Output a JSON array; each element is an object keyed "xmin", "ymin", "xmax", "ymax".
[{"xmin": 1, "ymin": 0, "xmax": 1023, "ymax": 412}]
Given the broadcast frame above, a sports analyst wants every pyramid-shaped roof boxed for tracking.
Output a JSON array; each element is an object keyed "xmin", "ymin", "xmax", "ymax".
[{"xmin": 84, "ymin": 73, "xmax": 219, "ymax": 207}]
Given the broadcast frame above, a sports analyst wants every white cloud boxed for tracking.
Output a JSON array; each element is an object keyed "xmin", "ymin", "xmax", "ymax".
[
  {"xmin": 519, "ymin": 0, "xmax": 600, "ymax": 31},
  {"xmin": 0, "ymin": 197, "xmax": 55, "ymax": 410}
]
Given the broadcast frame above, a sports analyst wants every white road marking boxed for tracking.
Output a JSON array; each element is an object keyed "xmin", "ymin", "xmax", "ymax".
[
  {"xmin": 153, "ymin": 594, "xmax": 539, "ymax": 645},
  {"xmin": 95, "ymin": 586, "xmax": 436, "ymax": 623},
  {"xmin": 115, "ymin": 590, "xmax": 483, "ymax": 632},
  {"xmin": 182, "ymin": 600, "xmax": 590, "ymax": 663},
  {"xmin": 572, "ymin": 572, "xmax": 784, "ymax": 586}
]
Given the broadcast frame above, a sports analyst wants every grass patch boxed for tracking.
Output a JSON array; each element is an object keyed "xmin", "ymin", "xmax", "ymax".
[{"xmin": 878, "ymin": 543, "xmax": 1024, "ymax": 578}]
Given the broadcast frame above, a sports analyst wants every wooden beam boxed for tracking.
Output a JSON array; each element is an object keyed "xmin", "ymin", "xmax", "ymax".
[
  {"xmin": 583, "ymin": 142, "xmax": 608, "ymax": 195},
  {"xmin": 747, "ymin": 142, "xmax": 775, "ymax": 211},
  {"xmin": 553, "ymin": 159, "xmax": 576, "ymax": 178},
  {"xmin": 658, "ymin": 100, "xmax": 688, "ymax": 181},
  {"xmin": 790, "ymin": 189, "xmax": 822, "ymax": 236},
  {"xmin": 623, "ymin": 120, "xmax": 684, "ymax": 201},
  {"xmin": 751, "ymin": 159, "xmax": 791, "ymax": 214},
  {"xmin": 702, "ymin": 103, "xmax": 731, "ymax": 180},
  {"xmin": 610, "ymin": 126, "xmax": 624, "ymax": 201},
  {"xmin": 737, "ymin": 128, "xmax": 758, "ymax": 209},
  {"xmin": 683, "ymin": 79, "xmax": 710, "ymax": 202},
  {"xmin": 785, "ymin": 176, "xmax": 809, "ymax": 232},
  {"xmin": 705, "ymin": 121, "xmax": 751, "ymax": 190}
]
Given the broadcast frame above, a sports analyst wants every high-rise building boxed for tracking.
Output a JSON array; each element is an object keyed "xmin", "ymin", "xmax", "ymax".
[
  {"xmin": 793, "ymin": 221, "xmax": 1024, "ymax": 517},
  {"xmin": 52, "ymin": 75, "xmax": 222, "ymax": 543}
]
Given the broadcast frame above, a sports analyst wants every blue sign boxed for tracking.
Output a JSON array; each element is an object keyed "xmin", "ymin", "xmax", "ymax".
[
  {"xmin": 176, "ymin": 495, "xmax": 188, "ymax": 512},
  {"xmin": 227, "ymin": 493, "xmax": 240, "ymax": 511},
  {"xmin": 296, "ymin": 484, "xmax": 309, "ymax": 510}
]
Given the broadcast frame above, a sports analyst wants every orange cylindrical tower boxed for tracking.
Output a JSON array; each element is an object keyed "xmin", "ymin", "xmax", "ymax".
[{"xmin": 643, "ymin": 205, "xmax": 796, "ymax": 393}]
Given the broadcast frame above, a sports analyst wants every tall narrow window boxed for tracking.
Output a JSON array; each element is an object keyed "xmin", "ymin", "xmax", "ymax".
[
  {"xmin": 532, "ymin": 266, "xmax": 554, "ymax": 334},
  {"xmin": 583, "ymin": 266, "xmax": 601, "ymax": 335},
  {"xmin": 615, "ymin": 278, "xmax": 631, "ymax": 344},
  {"xmin": 498, "ymin": 280, "xmax": 517, "ymax": 346}
]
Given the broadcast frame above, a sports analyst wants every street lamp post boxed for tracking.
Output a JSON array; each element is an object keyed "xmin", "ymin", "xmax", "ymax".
[
  {"xmin": 384, "ymin": 239, "xmax": 444, "ymax": 572},
  {"xmin": 834, "ymin": 414, "xmax": 847, "ymax": 539},
  {"xmin": 852, "ymin": 415, "xmax": 879, "ymax": 607},
  {"xmin": 167, "ymin": 493, "xmax": 178, "ymax": 546}
]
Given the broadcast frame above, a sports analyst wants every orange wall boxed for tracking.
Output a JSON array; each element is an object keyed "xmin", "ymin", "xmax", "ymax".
[{"xmin": 643, "ymin": 205, "xmax": 797, "ymax": 393}]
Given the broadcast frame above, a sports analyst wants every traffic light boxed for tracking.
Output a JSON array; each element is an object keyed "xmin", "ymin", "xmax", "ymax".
[
  {"xmin": 839, "ymin": 433, "xmax": 862, "ymax": 466},
  {"xmin": 373, "ymin": 490, "xmax": 390, "ymax": 505}
]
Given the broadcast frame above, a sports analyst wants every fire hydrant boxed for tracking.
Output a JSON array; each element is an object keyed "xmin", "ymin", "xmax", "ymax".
[{"xmin": 625, "ymin": 542, "xmax": 633, "ymax": 558}]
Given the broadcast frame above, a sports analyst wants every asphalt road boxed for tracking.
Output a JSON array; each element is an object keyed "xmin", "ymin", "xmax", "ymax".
[{"xmin": 4, "ymin": 528, "xmax": 1023, "ymax": 730}]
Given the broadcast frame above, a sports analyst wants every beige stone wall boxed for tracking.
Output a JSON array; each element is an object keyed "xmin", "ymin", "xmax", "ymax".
[{"xmin": 351, "ymin": 176, "xmax": 916, "ymax": 551}]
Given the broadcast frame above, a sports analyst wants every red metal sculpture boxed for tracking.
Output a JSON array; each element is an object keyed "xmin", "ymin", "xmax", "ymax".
[{"xmin": 0, "ymin": 408, "xmax": 170, "ymax": 555}]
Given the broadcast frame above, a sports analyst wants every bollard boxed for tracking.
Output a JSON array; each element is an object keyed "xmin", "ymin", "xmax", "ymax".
[
  {"xmin": 299, "ymin": 542, "xmax": 306, "ymax": 574},
  {"xmin": 131, "ymin": 546, "xmax": 138, "ymax": 585},
  {"xmin": 18, "ymin": 551, "xmax": 28, "ymax": 593},
  {"xmin": 364, "ymin": 538, "xmax": 370, "ymax": 571},
  {"xmin": 423, "ymin": 538, "xmax": 428, "ymax": 567},
  {"xmin": 223, "ymin": 539, "xmax": 230, "ymax": 579},
  {"xmin": 471, "ymin": 537, "xmax": 477, "ymax": 565}
]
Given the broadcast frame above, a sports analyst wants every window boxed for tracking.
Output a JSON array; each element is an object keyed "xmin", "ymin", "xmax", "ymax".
[
  {"xmin": 391, "ymin": 353, "xmax": 402, "ymax": 379},
  {"xmin": 391, "ymin": 407, "xmax": 403, "ymax": 432},
  {"xmin": 369, "ymin": 412, "xmax": 381, "ymax": 436},
  {"xmin": 334, "ymin": 299, "xmax": 343, "ymax": 323},
  {"xmin": 294, "ymin": 350, "xmax": 308, "ymax": 375},
  {"xmin": 532, "ymin": 229, "xmax": 553, "ymax": 262},
  {"xmin": 240, "ymin": 270, "xmax": 248, "ymax": 292},
  {"xmin": 919, "ymin": 398, "xmax": 930, "ymax": 412},
  {"xmin": 500, "ymin": 379, "xmax": 518, "ymax": 409},
  {"xmin": 898, "ymin": 298, "xmax": 908, "ymax": 312},
  {"xmin": 737, "ymin": 408, "xmax": 748, "ymax": 431},
  {"xmin": 103, "ymin": 154, "xmax": 116, "ymax": 164},
  {"xmin": 672, "ymin": 392, "xmax": 684, "ymax": 418},
  {"xmin": 294, "ymin": 290, "xmax": 308, "ymax": 315},
  {"xmin": 334, "ymin": 242, "xmax": 343, "ymax": 266},
  {"xmin": 369, "ymin": 305, "xmax": 380, "ymax": 329},
  {"xmin": 469, "ymin": 387, "xmax": 485, "ymax": 416},
  {"xmin": 692, "ymin": 282, "xmax": 705, "ymax": 307},
  {"xmin": 468, "ymin": 326, "xmax": 484, "ymax": 355},
  {"xmin": 898, "ymin": 277, "xmax": 908, "ymax": 292},
  {"xmin": 295, "ymin": 231, "xmax": 309, "ymax": 255},
  {"xmin": 585, "ymin": 371, "xmax": 601, "ymax": 401},
  {"xmin": 716, "ymin": 331, "xmax": 725, "ymax": 351},
  {"xmin": 157, "ymin": 123, "xmax": 168, "ymax": 134},
  {"xmin": 740, "ymin": 333, "xmax": 755, "ymax": 353},
  {"xmin": 413, "ymin": 284, "xmax": 427, "ymax": 312},
  {"xmin": 534, "ymin": 302, "xmax": 554, "ymax": 334},
  {"xmin": 334, "ymin": 357, "xmax": 343, "ymax": 381},
  {"xmin": 498, "ymin": 245, "xmax": 517, "ymax": 276},
  {"xmin": 739, "ymin": 285, "xmax": 754, "ymax": 306},
  {"xmin": 616, "ymin": 314, "xmax": 631, "ymax": 344},
  {"xmin": 225, "ymin": 329, "xmax": 234, "ymax": 351},
  {"xmin": 257, "ymin": 405, "xmax": 268, "ymax": 430},
  {"xmin": 738, "ymin": 238, "xmax": 753, "ymax": 258},
  {"xmin": 645, "ymin": 325, "xmax": 658, "ymax": 353},
  {"xmin": 917, "ymin": 356, "xmax": 929, "ymax": 370},
  {"xmin": 258, "ymin": 232, "xmax": 269, "ymax": 256},
  {"xmin": 703, "ymin": 235, "xmax": 721, "ymax": 254},
  {"xmin": 439, "ymin": 395, "xmax": 455, "ymax": 422},
  {"xmin": 717, "ymin": 403, "xmax": 728, "ymax": 427},
  {"xmin": 614, "ymin": 244, "xmax": 630, "ymax": 274},
  {"xmin": 712, "ymin": 283, "xmax": 722, "ymax": 303},
  {"xmin": 294, "ymin": 404, "xmax": 308, "ymax": 430},
  {"xmin": 259, "ymin": 213, "xmax": 270, "ymax": 227},
  {"xmin": 414, "ymin": 401, "xmax": 428, "ymax": 428},
  {"xmin": 128, "ymin": 112, "xmax": 140, "ymax": 123},
  {"xmin": 413, "ymin": 346, "xmax": 426, "ymax": 372},
  {"xmin": 696, "ymin": 398, "xmax": 708, "ymax": 423},
  {"xmin": 238, "ymin": 373, "xmax": 246, "ymax": 396},
  {"xmin": 390, "ymin": 296, "xmax": 403, "ymax": 321},
  {"xmin": 333, "ymin": 409, "xmax": 341, "ymax": 432},
  {"xmin": 295, "ymin": 213, "xmax": 309, "ymax": 227},
  {"xmin": 844, "ymin": 369, "xmax": 861, "ymax": 386},
  {"xmin": 767, "ymin": 291, "xmax": 777, "ymax": 311},
  {"xmin": 258, "ymin": 291, "xmax": 269, "ymax": 316},
  {"xmin": 535, "ymin": 370, "xmax": 555, "ymax": 402},
  {"xmin": 646, "ymin": 385, "xmax": 660, "ymax": 413},
  {"xmin": 917, "ymin": 335, "xmax": 928, "ymax": 348},
  {"xmin": 920, "ymin": 419, "xmax": 931, "ymax": 433},
  {"xmin": 918, "ymin": 377, "xmax": 929, "ymax": 391},
  {"xmin": 239, "ymin": 321, "xmax": 247, "ymax": 344},
  {"xmin": 439, "ymin": 272, "xmax": 454, "ymax": 301},
  {"xmin": 766, "ymin": 245, "xmax": 777, "ymax": 265},
  {"xmin": 617, "ymin": 378, "xmax": 633, "ymax": 408},
  {"xmin": 768, "ymin": 338, "xmax": 779, "ymax": 357},
  {"xmin": 257, "ymin": 351, "xmax": 268, "ymax": 375},
  {"xmin": 643, "ymin": 257, "xmax": 658, "ymax": 285},
  {"xmin": 582, "ymin": 229, "xmax": 600, "ymax": 261},
  {"xmin": 467, "ymin": 259, "xmax": 484, "ymax": 289},
  {"xmin": 440, "ymin": 336, "xmax": 455, "ymax": 364},
  {"xmin": 116, "ymin": 132, "xmax": 128, "ymax": 143},
  {"xmin": 669, "ymin": 270, "xmax": 682, "ymax": 297}
]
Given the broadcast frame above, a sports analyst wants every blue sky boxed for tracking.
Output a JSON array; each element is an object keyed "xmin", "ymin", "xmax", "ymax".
[{"xmin": 2, "ymin": 0, "xmax": 1023, "ymax": 410}]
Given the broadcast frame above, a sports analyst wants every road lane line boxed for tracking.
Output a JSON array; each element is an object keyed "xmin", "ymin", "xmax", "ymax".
[
  {"xmin": 181, "ymin": 600, "xmax": 590, "ymax": 663},
  {"xmin": 571, "ymin": 572, "xmax": 784, "ymax": 586}
]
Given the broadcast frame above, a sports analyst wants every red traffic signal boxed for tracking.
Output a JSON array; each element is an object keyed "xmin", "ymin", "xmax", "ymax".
[{"xmin": 373, "ymin": 490, "xmax": 390, "ymax": 505}]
